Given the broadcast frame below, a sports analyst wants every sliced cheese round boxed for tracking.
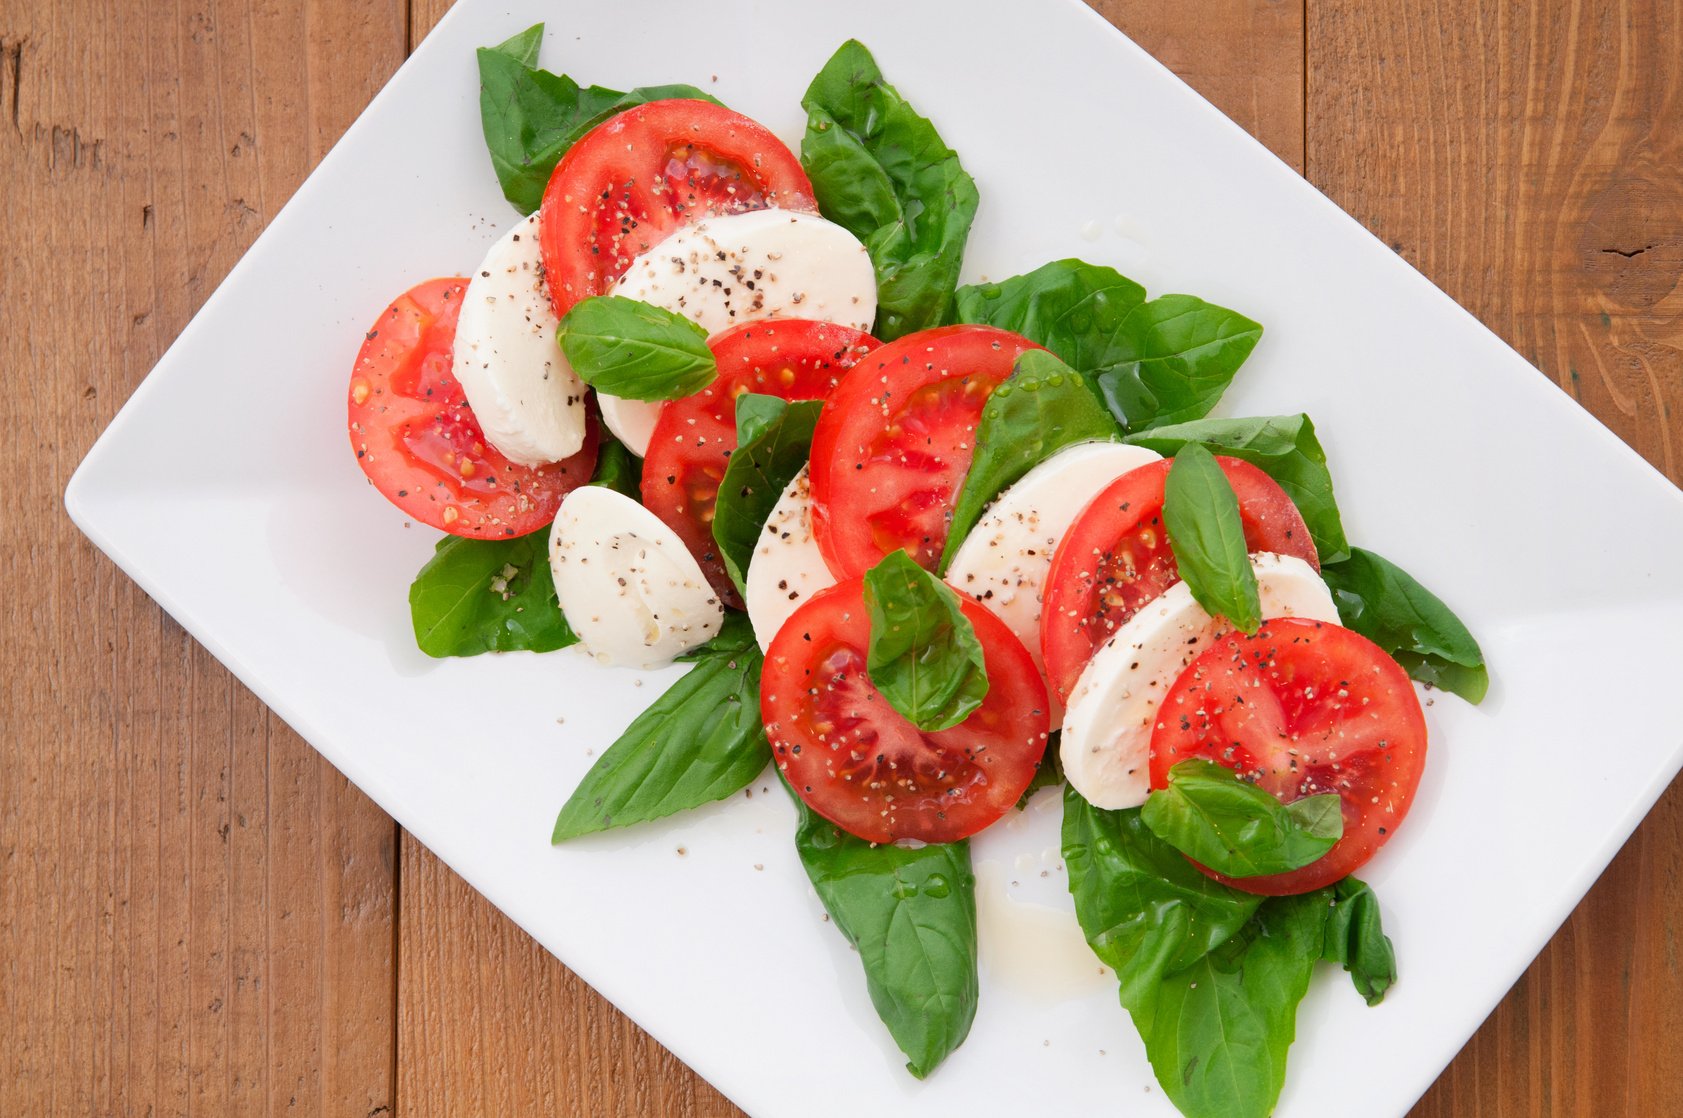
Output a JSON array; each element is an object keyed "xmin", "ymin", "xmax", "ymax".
[
  {"xmin": 1060, "ymin": 553, "xmax": 1339, "ymax": 810},
  {"xmin": 597, "ymin": 208, "xmax": 878, "ymax": 454},
  {"xmin": 454, "ymin": 214, "xmax": 588, "ymax": 466},
  {"xmin": 549, "ymin": 486, "xmax": 723, "ymax": 668},
  {"xmin": 744, "ymin": 466, "xmax": 836, "ymax": 651}
]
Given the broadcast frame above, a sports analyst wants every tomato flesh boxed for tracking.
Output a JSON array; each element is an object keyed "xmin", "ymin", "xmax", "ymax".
[
  {"xmin": 538, "ymin": 99, "xmax": 815, "ymax": 314},
  {"xmin": 1149, "ymin": 617, "xmax": 1428, "ymax": 895},
  {"xmin": 808, "ymin": 325, "xmax": 1044, "ymax": 577},
  {"xmin": 1040, "ymin": 457, "xmax": 1318, "ymax": 701},
  {"xmin": 641, "ymin": 320, "xmax": 879, "ymax": 602},
  {"xmin": 347, "ymin": 277, "xmax": 596, "ymax": 537},
  {"xmin": 763, "ymin": 578, "xmax": 1050, "ymax": 844}
]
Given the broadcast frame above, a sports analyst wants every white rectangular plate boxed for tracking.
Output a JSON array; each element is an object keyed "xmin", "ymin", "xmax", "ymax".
[{"xmin": 66, "ymin": 1, "xmax": 1683, "ymax": 1114}]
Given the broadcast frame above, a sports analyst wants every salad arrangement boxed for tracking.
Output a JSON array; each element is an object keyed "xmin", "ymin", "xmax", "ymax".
[{"xmin": 347, "ymin": 25, "xmax": 1488, "ymax": 1116}]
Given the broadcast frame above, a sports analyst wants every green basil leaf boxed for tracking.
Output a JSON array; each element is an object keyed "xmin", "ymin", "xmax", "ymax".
[
  {"xmin": 588, "ymin": 430, "xmax": 642, "ymax": 498},
  {"xmin": 1014, "ymin": 731, "xmax": 1064, "ymax": 810},
  {"xmin": 939, "ymin": 349, "xmax": 1121, "ymax": 572},
  {"xmin": 476, "ymin": 24, "xmax": 721, "ymax": 215},
  {"xmin": 675, "ymin": 610, "xmax": 757, "ymax": 661},
  {"xmin": 863, "ymin": 550, "xmax": 989, "ymax": 731},
  {"xmin": 557, "ymin": 296, "xmax": 717, "ymax": 401},
  {"xmin": 1163, "ymin": 442, "xmax": 1261, "ymax": 632},
  {"xmin": 1141, "ymin": 759, "xmax": 1341, "ymax": 878},
  {"xmin": 790, "ymin": 787, "xmax": 977, "ymax": 1079},
  {"xmin": 952, "ymin": 259, "xmax": 1262, "ymax": 431},
  {"xmin": 1323, "ymin": 877, "xmax": 1397, "ymax": 1006},
  {"xmin": 409, "ymin": 529, "xmax": 576, "ymax": 658},
  {"xmin": 551, "ymin": 632, "xmax": 768, "ymax": 840},
  {"xmin": 1127, "ymin": 414, "xmax": 1348, "ymax": 564},
  {"xmin": 711, "ymin": 396, "xmax": 823, "ymax": 597},
  {"xmin": 1320, "ymin": 547, "xmax": 1489, "ymax": 703},
  {"xmin": 800, "ymin": 40, "xmax": 979, "ymax": 339}
]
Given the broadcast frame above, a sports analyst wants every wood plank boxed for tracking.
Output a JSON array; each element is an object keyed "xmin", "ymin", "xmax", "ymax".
[
  {"xmin": 0, "ymin": 1, "xmax": 405, "ymax": 1114},
  {"xmin": 391, "ymin": 3, "xmax": 1304, "ymax": 1114},
  {"xmin": 1307, "ymin": 2, "xmax": 1683, "ymax": 1115}
]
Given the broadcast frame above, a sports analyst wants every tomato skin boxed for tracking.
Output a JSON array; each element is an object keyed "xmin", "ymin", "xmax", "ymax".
[
  {"xmin": 1148, "ymin": 617, "xmax": 1428, "ymax": 895},
  {"xmin": 641, "ymin": 320, "xmax": 879, "ymax": 602},
  {"xmin": 762, "ymin": 578, "xmax": 1050, "ymax": 844},
  {"xmin": 538, "ymin": 99, "xmax": 816, "ymax": 315},
  {"xmin": 1040, "ymin": 456, "xmax": 1318, "ymax": 701},
  {"xmin": 347, "ymin": 278, "xmax": 596, "ymax": 537},
  {"xmin": 808, "ymin": 325, "xmax": 1045, "ymax": 577}
]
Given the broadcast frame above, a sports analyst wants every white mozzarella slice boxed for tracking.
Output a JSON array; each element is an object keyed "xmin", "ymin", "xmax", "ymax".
[
  {"xmin": 453, "ymin": 214, "xmax": 588, "ymax": 466},
  {"xmin": 597, "ymin": 209, "xmax": 878, "ymax": 454},
  {"xmin": 744, "ymin": 466, "xmax": 836, "ymax": 651},
  {"xmin": 1060, "ymin": 553, "xmax": 1339, "ymax": 810},
  {"xmin": 549, "ymin": 486, "xmax": 723, "ymax": 668},
  {"xmin": 944, "ymin": 441, "xmax": 1162, "ymax": 685}
]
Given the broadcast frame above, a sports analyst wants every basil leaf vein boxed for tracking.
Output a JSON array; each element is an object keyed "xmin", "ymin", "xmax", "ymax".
[
  {"xmin": 1141, "ymin": 759, "xmax": 1341, "ymax": 878},
  {"xmin": 557, "ymin": 296, "xmax": 717, "ymax": 401},
  {"xmin": 409, "ymin": 529, "xmax": 576, "ymax": 657},
  {"xmin": 863, "ymin": 550, "xmax": 988, "ymax": 731},
  {"xmin": 1163, "ymin": 442, "xmax": 1261, "ymax": 632},
  {"xmin": 711, "ymin": 395, "xmax": 823, "ymax": 596}
]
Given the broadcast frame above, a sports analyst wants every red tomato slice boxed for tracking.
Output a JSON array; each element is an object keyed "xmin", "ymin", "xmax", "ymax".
[
  {"xmin": 807, "ymin": 325, "xmax": 1045, "ymax": 577},
  {"xmin": 1148, "ymin": 617, "xmax": 1428, "ymax": 895},
  {"xmin": 641, "ymin": 319, "xmax": 879, "ymax": 602},
  {"xmin": 1040, "ymin": 457, "xmax": 1317, "ymax": 701},
  {"xmin": 347, "ymin": 277, "xmax": 597, "ymax": 537},
  {"xmin": 763, "ymin": 578, "xmax": 1050, "ymax": 844},
  {"xmin": 538, "ymin": 100, "xmax": 816, "ymax": 314}
]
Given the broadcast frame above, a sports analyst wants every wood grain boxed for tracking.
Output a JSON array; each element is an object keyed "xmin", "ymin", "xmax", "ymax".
[
  {"xmin": 0, "ymin": 1, "xmax": 404, "ymax": 1115},
  {"xmin": 1308, "ymin": 1, "xmax": 1683, "ymax": 1115}
]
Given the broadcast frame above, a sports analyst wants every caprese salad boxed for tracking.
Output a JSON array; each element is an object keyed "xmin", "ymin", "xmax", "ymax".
[{"xmin": 348, "ymin": 25, "xmax": 1488, "ymax": 1117}]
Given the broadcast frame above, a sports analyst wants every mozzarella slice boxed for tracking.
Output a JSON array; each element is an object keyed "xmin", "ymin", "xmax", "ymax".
[
  {"xmin": 549, "ymin": 486, "xmax": 723, "ymax": 668},
  {"xmin": 597, "ymin": 209, "xmax": 878, "ymax": 454},
  {"xmin": 454, "ymin": 214, "xmax": 588, "ymax": 466},
  {"xmin": 945, "ymin": 441, "xmax": 1162, "ymax": 686},
  {"xmin": 1060, "ymin": 553, "xmax": 1339, "ymax": 810},
  {"xmin": 744, "ymin": 466, "xmax": 836, "ymax": 651}
]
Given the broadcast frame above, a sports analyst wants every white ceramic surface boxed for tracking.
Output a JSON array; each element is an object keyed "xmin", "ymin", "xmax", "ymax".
[{"xmin": 65, "ymin": 2, "xmax": 1683, "ymax": 1115}]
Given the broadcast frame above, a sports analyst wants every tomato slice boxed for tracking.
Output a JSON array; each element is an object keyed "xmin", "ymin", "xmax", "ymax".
[
  {"xmin": 347, "ymin": 278, "xmax": 596, "ymax": 537},
  {"xmin": 641, "ymin": 319, "xmax": 879, "ymax": 602},
  {"xmin": 763, "ymin": 578, "xmax": 1050, "ymax": 844},
  {"xmin": 1148, "ymin": 617, "xmax": 1428, "ymax": 895},
  {"xmin": 808, "ymin": 325, "xmax": 1045, "ymax": 577},
  {"xmin": 1040, "ymin": 457, "xmax": 1317, "ymax": 701},
  {"xmin": 538, "ymin": 99, "xmax": 816, "ymax": 314}
]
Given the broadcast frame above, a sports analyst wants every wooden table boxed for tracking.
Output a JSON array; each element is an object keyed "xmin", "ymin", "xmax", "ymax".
[{"xmin": 6, "ymin": 0, "xmax": 1680, "ymax": 1113}]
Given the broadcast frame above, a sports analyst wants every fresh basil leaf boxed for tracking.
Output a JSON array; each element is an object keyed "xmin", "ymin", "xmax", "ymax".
[
  {"xmin": 1141, "ymin": 759, "xmax": 1341, "ymax": 878},
  {"xmin": 939, "ymin": 349, "xmax": 1120, "ymax": 572},
  {"xmin": 557, "ymin": 296, "xmax": 717, "ymax": 401},
  {"xmin": 1127, "ymin": 414, "xmax": 1348, "ymax": 564},
  {"xmin": 409, "ymin": 529, "xmax": 576, "ymax": 658},
  {"xmin": 1323, "ymin": 877, "xmax": 1397, "ymax": 1006},
  {"xmin": 711, "ymin": 396, "xmax": 823, "ymax": 597},
  {"xmin": 588, "ymin": 430, "xmax": 642, "ymax": 498},
  {"xmin": 800, "ymin": 40, "xmax": 979, "ymax": 339},
  {"xmin": 674, "ymin": 611, "xmax": 757, "ymax": 662},
  {"xmin": 791, "ymin": 788, "xmax": 977, "ymax": 1079},
  {"xmin": 1320, "ymin": 547, "xmax": 1488, "ymax": 703},
  {"xmin": 863, "ymin": 550, "xmax": 989, "ymax": 731},
  {"xmin": 476, "ymin": 24, "xmax": 721, "ymax": 214},
  {"xmin": 552, "ymin": 629, "xmax": 768, "ymax": 840},
  {"xmin": 953, "ymin": 259, "xmax": 1262, "ymax": 431},
  {"xmin": 1163, "ymin": 442, "xmax": 1261, "ymax": 632},
  {"xmin": 1014, "ymin": 731, "xmax": 1064, "ymax": 810}
]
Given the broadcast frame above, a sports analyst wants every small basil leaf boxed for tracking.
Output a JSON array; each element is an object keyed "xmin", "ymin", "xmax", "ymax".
[
  {"xmin": 801, "ymin": 40, "xmax": 979, "ymax": 339},
  {"xmin": 1141, "ymin": 759, "xmax": 1341, "ymax": 878},
  {"xmin": 1163, "ymin": 442, "xmax": 1261, "ymax": 632},
  {"xmin": 557, "ymin": 296, "xmax": 717, "ymax": 401},
  {"xmin": 588, "ymin": 429, "xmax": 642, "ymax": 498},
  {"xmin": 1320, "ymin": 547, "xmax": 1488, "ymax": 703},
  {"xmin": 790, "ymin": 785, "xmax": 978, "ymax": 1079},
  {"xmin": 952, "ymin": 259, "xmax": 1261, "ymax": 431},
  {"xmin": 712, "ymin": 396, "xmax": 823, "ymax": 597},
  {"xmin": 1128, "ymin": 414, "xmax": 1347, "ymax": 564},
  {"xmin": 1323, "ymin": 877, "xmax": 1397, "ymax": 1006},
  {"xmin": 409, "ymin": 529, "xmax": 576, "ymax": 657},
  {"xmin": 552, "ymin": 633, "xmax": 768, "ymax": 840},
  {"xmin": 939, "ymin": 349, "xmax": 1120, "ymax": 571},
  {"xmin": 863, "ymin": 550, "xmax": 989, "ymax": 731}
]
